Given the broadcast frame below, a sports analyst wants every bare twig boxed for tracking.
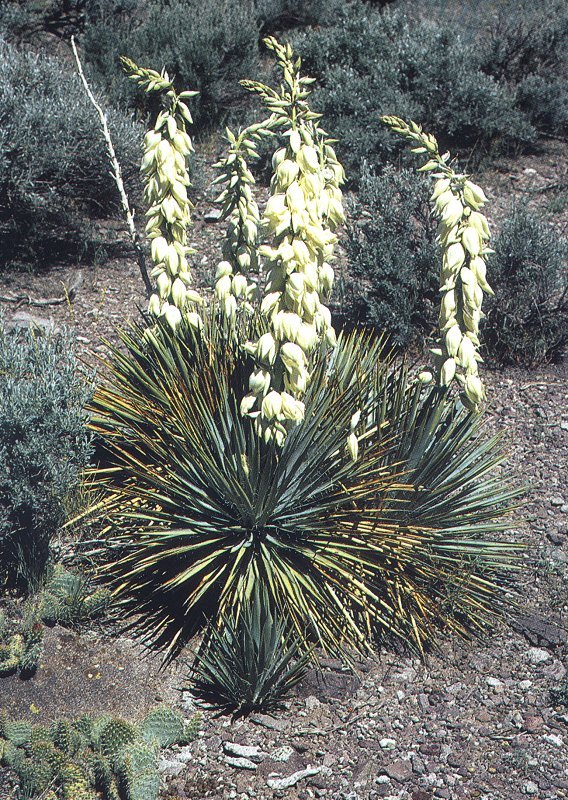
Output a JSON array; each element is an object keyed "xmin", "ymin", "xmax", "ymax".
[{"xmin": 70, "ymin": 36, "xmax": 152, "ymax": 298}]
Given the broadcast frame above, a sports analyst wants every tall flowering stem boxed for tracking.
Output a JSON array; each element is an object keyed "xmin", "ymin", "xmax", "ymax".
[
  {"xmin": 121, "ymin": 57, "xmax": 202, "ymax": 332},
  {"xmin": 212, "ymin": 117, "xmax": 280, "ymax": 321},
  {"xmin": 239, "ymin": 37, "xmax": 346, "ymax": 444},
  {"xmin": 382, "ymin": 116, "xmax": 494, "ymax": 411}
]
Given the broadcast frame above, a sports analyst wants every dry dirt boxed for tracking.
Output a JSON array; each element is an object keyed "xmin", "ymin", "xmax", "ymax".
[{"xmin": 0, "ymin": 140, "xmax": 567, "ymax": 800}]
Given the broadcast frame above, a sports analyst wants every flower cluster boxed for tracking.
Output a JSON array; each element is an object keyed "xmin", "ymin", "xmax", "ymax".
[
  {"xmin": 382, "ymin": 116, "xmax": 493, "ymax": 411},
  {"xmin": 121, "ymin": 57, "xmax": 202, "ymax": 331},
  {"xmin": 239, "ymin": 38, "xmax": 346, "ymax": 443},
  {"xmin": 212, "ymin": 119, "xmax": 278, "ymax": 321}
]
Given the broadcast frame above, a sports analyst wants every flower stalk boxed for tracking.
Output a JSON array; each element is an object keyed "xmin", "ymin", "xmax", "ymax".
[
  {"xmin": 382, "ymin": 116, "xmax": 494, "ymax": 411},
  {"xmin": 239, "ymin": 37, "xmax": 346, "ymax": 443},
  {"xmin": 122, "ymin": 57, "xmax": 202, "ymax": 332}
]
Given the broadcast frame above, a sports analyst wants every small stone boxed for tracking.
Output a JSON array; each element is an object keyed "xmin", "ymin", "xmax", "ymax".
[
  {"xmin": 522, "ymin": 780, "xmax": 539, "ymax": 795},
  {"xmin": 522, "ymin": 715, "xmax": 543, "ymax": 733},
  {"xmin": 203, "ymin": 209, "xmax": 223, "ymax": 222},
  {"xmin": 266, "ymin": 767, "xmax": 321, "ymax": 790},
  {"xmin": 561, "ymin": 504, "xmax": 568, "ymax": 514},
  {"xmin": 376, "ymin": 775, "xmax": 391, "ymax": 785},
  {"xmin": 543, "ymin": 733, "xmax": 564, "ymax": 747},
  {"xmin": 543, "ymin": 659, "xmax": 567, "ymax": 680},
  {"xmin": 412, "ymin": 792, "xmax": 432, "ymax": 800},
  {"xmin": 7, "ymin": 311, "xmax": 57, "ymax": 333},
  {"xmin": 305, "ymin": 695, "xmax": 321, "ymax": 711},
  {"xmin": 419, "ymin": 743, "xmax": 441, "ymax": 756},
  {"xmin": 224, "ymin": 757, "xmax": 258, "ymax": 771},
  {"xmin": 551, "ymin": 497, "xmax": 565, "ymax": 507},
  {"xmin": 486, "ymin": 676, "xmax": 504, "ymax": 692},
  {"xmin": 379, "ymin": 738, "xmax": 397, "ymax": 750},
  {"xmin": 519, "ymin": 680, "xmax": 533, "ymax": 690},
  {"xmin": 271, "ymin": 746, "xmax": 294, "ymax": 763},
  {"xmin": 224, "ymin": 743, "xmax": 266, "ymax": 763},
  {"xmin": 527, "ymin": 647, "xmax": 551, "ymax": 664},
  {"xmin": 382, "ymin": 761, "xmax": 412, "ymax": 783},
  {"xmin": 158, "ymin": 756, "xmax": 187, "ymax": 777},
  {"xmin": 447, "ymin": 752, "xmax": 465, "ymax": 768},
  {"xmin": 250, "ymin": 714, "xmax": 289, "ymax": 732},
  {"xmin": 548, "ymin": 532, "xmax": 565, "ymax": 545}
]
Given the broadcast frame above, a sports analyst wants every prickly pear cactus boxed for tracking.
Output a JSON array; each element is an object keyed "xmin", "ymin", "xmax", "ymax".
[
  {"xmin": 0, "ymin": 606, "xmax": 44, "ymax": 676},
  {"xmin": 40, "ymin": 565, "xmax": 110, "ymax": 626},
  {"xmin": 140, "ymin": 706, "xmax": 185, "ymax": 748},
  {"xmin": 116, "ymin": 741, "xmax": 160, "ymax": 800},
  {"xmin": 4, "ymin": 720, "xmax": 33, "ymax": 747},
  {"xmin": 98, "ymin": 718, "xmax": 138, "ymax": 758},
  {"xmin": 0, "ymin": 706, "xmax": 199, "ymax": 799}
]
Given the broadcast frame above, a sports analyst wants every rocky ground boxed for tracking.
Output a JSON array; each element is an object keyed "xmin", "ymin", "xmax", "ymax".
[{"xmin": 0, "ymin": 140, "xmax": 567, "ymax": 800}]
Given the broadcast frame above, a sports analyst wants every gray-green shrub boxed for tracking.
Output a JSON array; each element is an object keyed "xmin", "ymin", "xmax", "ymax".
[
  {"xmin": 0, "ymin": 320, "xmax": 94, "ymax": 591},
  {"xmin": 344, "ymin": 165, "xmax": 439, "ymax": 349},
  {"xmin": 82, "ymin": 0, "xmax": 260, "ymax": 132},
  {"xmin": 292, "ymin": 3, "xmax": 549, "ymax": 182},
  {"xmin": 484, "ymin": 208, "xmax": 567, "ymax": 366},
  {"xmin": 0, "ymin": 36, "xmax": 142, "ymax": 267}
]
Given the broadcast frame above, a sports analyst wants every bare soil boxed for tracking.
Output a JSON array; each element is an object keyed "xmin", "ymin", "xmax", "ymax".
[{"xmin": 0, "ymin": 140, "xmax": 567, "ymax": 800}]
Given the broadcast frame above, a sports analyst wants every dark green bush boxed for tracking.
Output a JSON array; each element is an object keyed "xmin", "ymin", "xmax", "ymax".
[
  {"xmin": 0, "ymin": 321, "xmax": 94, "ymax": 591},
  {"xmin": 484, "ymin": 208, "xmax": 567, "ymax": 366},
  {"xmin": 293, "ymin": 4, "xmax": 535, "ymax": 182},
  {"xmin": 0, "ymin": 36, "xmax": 142, "ymax": 268},
  {"xmin": 478, "ymin": 0, "xmax": 568, "ymax": 136},
  {"xmin": 82, "ymin": 0, "xmax": 261, "ymax": 133},
  {"xmin": 0, "ymin": 1, "xmax": 87, "ymax": 42},
  {"xmin": 343, "ymin": 165, "xmax": 439, "ymax": 348},
  {"xmin": 255, "ymin": 0, "xmax": 344, "ymax": 32}
]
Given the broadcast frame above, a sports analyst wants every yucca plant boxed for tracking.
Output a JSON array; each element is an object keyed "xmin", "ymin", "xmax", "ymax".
[
  {"xmin": 86, "ymin": 312, "xmax": 521, "ymax": 662},
  {"xmin": 190, "ymin": 583, "xmax": 312, "ymax": 716},
  {"xmin": 79, "ymin": 36, "xmax": 523, "ymax": 670}
]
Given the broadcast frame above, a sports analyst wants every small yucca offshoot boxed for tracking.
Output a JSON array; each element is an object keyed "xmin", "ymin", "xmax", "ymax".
[
  {"xmin": 86, "ymin": 314, "xmax": 521, "ymax": 661},
  {"xmin": 40, "ymin": 565, "xmax": 110, "ymax": 627},
  {"xmin": 190, "ymin": 585, "xmax": 312, "ymax": 716}
]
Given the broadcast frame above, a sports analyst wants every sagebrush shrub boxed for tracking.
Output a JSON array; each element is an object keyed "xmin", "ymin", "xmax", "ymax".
[
  {"xmin": 484, "ymin": 208, "xmax": 567, "ymax": 366},
  {"xmin": 82, "ymin": 0, "xmax": 260, "ymax": 132},
  {"xmin": 0, "ymin": 36, "xmax": 142, "ymax": 267},
  {"xmin": 0, "ymin": 321, "xmax": 93, "ymax": 591},
  {"xmin": 344, "ymin": 165, "xmax": 438, "ymax": 349},
  {"xmin": 0, "ymin": 0, "xmax": 86, "ymax": 42},
  {"xmin": 292, "ymin": 4, "xmax": 537, "ymax": 182}
]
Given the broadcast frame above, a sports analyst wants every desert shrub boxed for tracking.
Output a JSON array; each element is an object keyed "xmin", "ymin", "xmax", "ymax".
[
  {"xmin": 484, "ymin": 208, "xmax": 567, "ymax": 366},
  {"xmin": 255, "ymin": 0, "xmax": 344, "ymax": 31},
  {"xmin": 344, "ymin": 165, "xmax": 439, "ymax": 348},
  {"xmin": 0, "ymin": 36, "xmax": 142, "ymax": 267},
  {"xmin": 292, "ymin": 4, "xmax": 535, "ymax": 182},
  {"xmin": 478, "ymin": 0, "xmax": 568, "ymax": 136},
  {"xmin": 82, "ymin": 0, "xmax": 260, "ymax": 132},
  {"xmin": 0, "ymin": 0, "xmax": 87, "ymax": 42},
  {"xmin": 0, "ymin": 321, "xmax": 94, "ymax": 591}
]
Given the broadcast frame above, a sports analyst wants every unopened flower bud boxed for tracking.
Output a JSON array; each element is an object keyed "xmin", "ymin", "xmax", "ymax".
[{"xmin": 440, "ymin": 357, "xmax": 456, "ymax": 386}]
